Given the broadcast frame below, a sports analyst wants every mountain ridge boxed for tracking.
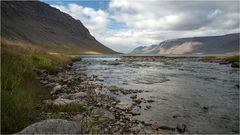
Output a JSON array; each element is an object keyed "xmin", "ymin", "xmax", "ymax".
[
  {"xmin": 130, "ymin": 33, "xmax": 239, "ymax": 55},
  {"xmin": 1, "ymin": 1, "xmax": 117, "ymax": 54}
]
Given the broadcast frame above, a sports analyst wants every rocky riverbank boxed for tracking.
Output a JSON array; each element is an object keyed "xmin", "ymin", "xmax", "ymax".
[
  {"xmin": 18, "ymin": 62, "xmax": 188, "ymax": 134},
  {"xmin": 121, "ymin": 55, "xmax": 239, "ymax": 68}
]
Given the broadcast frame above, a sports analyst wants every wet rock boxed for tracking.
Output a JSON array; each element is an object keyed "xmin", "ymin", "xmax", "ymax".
[
  {"xmin": 108, "ymin": 62, "xmax": 120, "ymax": 65},
  {"xmin": 130, "ymin": 111, "xmax": 140, "ymax": 116},
  {"xmin": 219, "ymin": 61, "xmax": 229, "ymax": 65},
  {"xmin": 202, "ymin": 106, "xmax": 208, "ymax": 111},
  {"xmin": 176, "ymin": 124, "xmax": 186, "ymax": 133},
  {"xmin": 146, "ymin": 105, "xmax": 151, "ymax": 110},
  {"xmin": 147, "ymin": 99, "xmax": 155, "ymax": 103},
  {"xmin": 121, "ymin": 90, "xmax": 132, "ymax": 95},
  {"xmin": 97, "ymin": 78, "xmax": 104, "ymax": 82},
  {"xmin": 51, "ymin": 85, "xmax": 62, "ymax": 95},
  {"xmin": 133, "ymin": 99, "xmax": 142, "ymax": 104},
  {"xmin": 173, "ymin": 114, "xmax": 180, "ymax": 118},
  {"xmin": 231, "ymin": 62, "xmax": 239, "ymax": 68},
  {"xmin": 17, "ymin": 119, "xmax": 81, "ymax": 134},
  {"xmin": 130, "ymin": 95, "xmax": 137, "ymax": 99},
  {"xmin": 158, "ymin": 126, "xmax": 175, "ymax": 131}
]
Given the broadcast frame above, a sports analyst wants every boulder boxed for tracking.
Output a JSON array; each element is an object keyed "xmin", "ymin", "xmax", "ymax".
[
  {"xmin": 53, "ymin": 98, "xmax": 73, "ymax": 106},
  {"xmin": 51, "ymin": 85, "xmax": 62, "ymax": 95},
  {"xmin": 231, "ymin": 62, "xmax": 239, "ymax": 68},
  {"xmin": 17, "ymin": 119, "xmax": 81, "ymax": 134},
  {"xmin": 116, "ymin": 102, "xmax": 132, "ymax": 111}
]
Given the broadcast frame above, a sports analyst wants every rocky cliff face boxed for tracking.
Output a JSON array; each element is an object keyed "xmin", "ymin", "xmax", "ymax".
[
  {"xmin": 130, "ymin": 33, "xmax": 239, "ymax": 55},
  {"xmin": 1, "ymin": 1, "xmax": 117, "ymax": 54}
]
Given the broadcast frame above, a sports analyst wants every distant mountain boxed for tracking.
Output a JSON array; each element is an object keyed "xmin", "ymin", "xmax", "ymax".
[
  {"xmin": 130, "ymin": 33, "xmax": 239, "ymax": 55},
  {"xmin": 1, "ymin": 1, "xmax": 117, "ymax": 54}
]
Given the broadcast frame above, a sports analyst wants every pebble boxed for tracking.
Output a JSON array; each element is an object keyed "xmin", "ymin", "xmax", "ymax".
[
  {"xmin": 133, "ymin": 99, "xmax": 142, "ymax": 104},
  {"xmin": 176, "ymin": 124, "xmax": 187, "ymax": 133},
  {"xmin": 51, "ymin": 85, "xmax": 62, "ymax": 95},
  {"xmin": 130, "ymin": 95, "xmax": 137, "ymax": 99}
]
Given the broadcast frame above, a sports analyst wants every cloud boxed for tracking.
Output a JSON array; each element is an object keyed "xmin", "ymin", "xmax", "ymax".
[
  {"xmin": 109, "ymin": 0, "xmax": 239, "ymax": 31},
  {"xmin": 51, "ymin": 3, "xmax": 109, "ymax": 35},
  {"xmin": 50, "ymin": 0, "xmax": 239, "ymax": 53}
]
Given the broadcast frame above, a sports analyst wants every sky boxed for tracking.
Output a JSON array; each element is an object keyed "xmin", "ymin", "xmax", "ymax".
[{"xmin": 42, "ymin": 0, "xmax": 240, "ymax": 53}]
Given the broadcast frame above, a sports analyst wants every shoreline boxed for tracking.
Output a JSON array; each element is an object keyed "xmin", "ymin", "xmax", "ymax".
[
  {"xmin": 20, "ymin": 61, "xmax": 186, "ymax": 134},
  {"xmin": 17, "ymin": 56, "xmax": 239, "ymax": 134}
]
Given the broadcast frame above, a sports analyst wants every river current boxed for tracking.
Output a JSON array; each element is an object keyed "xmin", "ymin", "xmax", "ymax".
[{"xmin": 74, "ymin": 57, "xmax": 239, "ymax": 134}]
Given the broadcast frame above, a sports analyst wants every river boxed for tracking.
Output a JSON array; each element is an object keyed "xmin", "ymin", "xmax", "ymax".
[{"xmin": 74, "ymin": 56, "xmax": 239, "ymax": 134}]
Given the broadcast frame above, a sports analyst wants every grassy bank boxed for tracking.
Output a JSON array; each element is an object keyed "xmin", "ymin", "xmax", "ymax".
[
  {"xmin": 202, "ymin": 55, "xmax": 239, "ymax": 68},
  {"xmin": 1, "ymin": 42, "xmax": 72, "ymax": 133},
  {"xmin": 203, "ymin": 55, "xmax": 239, "ymax": 63}
]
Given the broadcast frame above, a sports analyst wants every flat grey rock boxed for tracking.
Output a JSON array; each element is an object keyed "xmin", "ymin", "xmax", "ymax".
[{"xmin": 17, "ymin": 119, "xmax": 81, "ymax": 134}]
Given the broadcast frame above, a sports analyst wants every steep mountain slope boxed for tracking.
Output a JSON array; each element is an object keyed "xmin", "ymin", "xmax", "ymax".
[
  {"xmin": 1, "ymin": 1, "xmax": 117, "ymax": 54},
  {"xmin": 130, "ymin": 33, "xmax": 239, "ymax": 55}
]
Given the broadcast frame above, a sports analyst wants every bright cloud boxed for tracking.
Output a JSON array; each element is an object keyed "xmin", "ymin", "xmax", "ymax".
[{"xmin": 50, "ymin": 0, "xmax": 239, "ymax": 53}]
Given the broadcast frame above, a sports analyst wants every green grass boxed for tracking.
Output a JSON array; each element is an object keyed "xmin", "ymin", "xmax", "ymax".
[
  {"xmin": 203, "ymin": 55, "xmax": 239, "ymax": 63},
  {"xmin": 1, "ymin": 42, "xmax": 71, "ymax": 133},
  {"xmin": 44, "ymin": 104, "xmax": 87, "ymax": 114},
  {"xmin": 223, "ymin": 55, "xmax": 239, "ymax": 63},
  {"xmin": 70, "ymin": 56, "xmax": 82, "ymax": 62},
  {"xmin": 1, "ymin": 82, "xmax": 47, "ymax": 133}
]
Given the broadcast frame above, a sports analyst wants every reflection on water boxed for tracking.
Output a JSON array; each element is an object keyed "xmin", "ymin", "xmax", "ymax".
[{"xmin": 75, "ymin": 57, "xmax": 239, "ymax": 134}]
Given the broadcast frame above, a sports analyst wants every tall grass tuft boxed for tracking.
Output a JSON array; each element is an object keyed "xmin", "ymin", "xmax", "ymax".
[{"xmin": 1, "ymin": 41, "xmax": 71, "ymax": 133}]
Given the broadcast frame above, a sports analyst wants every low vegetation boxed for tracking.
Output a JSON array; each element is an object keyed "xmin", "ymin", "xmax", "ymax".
[
  {"xmin": 203, "ymin": 55, "xmax": 239, "ymax": 63},
  {"xmin": 44, "ymin": 104, "xmax": 87, "ymax": 114},
  {"xmin": 202, "ymin": 55, "xmax": 239, "ymax": 68},
  {"xmin": 70, "ymin": 56, "xmax": 82, "ymax": 62},
  {"xmin": 1, "ymin": 41, "xmax": 72, "ymax": 133}
]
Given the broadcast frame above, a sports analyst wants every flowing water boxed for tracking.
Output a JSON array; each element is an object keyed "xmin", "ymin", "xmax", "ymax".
[{"xmin": 75, "ymin": 56, "xmax": 239, "ymax": 134}]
